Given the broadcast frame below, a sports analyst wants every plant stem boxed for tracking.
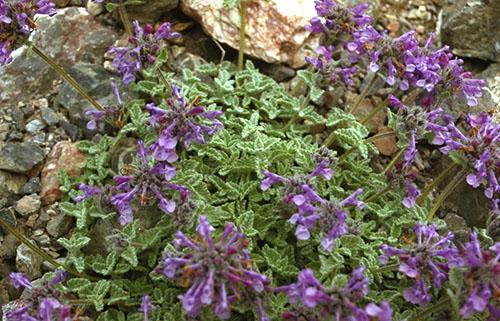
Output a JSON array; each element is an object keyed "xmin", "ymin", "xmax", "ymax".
[
  {"xmin": 31, "ymin": 45, "xmax": 103, "ymax": 111},
  {"xmin": 290, "ymin": 79, "xmax": 304, "ymax": 97},
  {"xmin": 410, "ymin": 297, "xmax": 451, "ymax": 321},
  {"xmin": 324, "ymin": 130, "xmax": 337, "ymax": 148},
  {"xmin": 427, "ymin": 167, "xmax": 467, "ymax": 221},
  {"xmin": 365, "ymin": 185, "xmax": 392, "ymax": 203},
  {"xmin": 282, "ymin": 94, "xmax": 311, "ymax": 131},
  {"xmin": 417, "ymin": 162, "xmax": 460, "ymax": 206},
  {"xmin": 237, "ymin": 0, "xmax": 247, "ymax": 71},
  {"xmin": 118, "ymin": 2, "xmax": 133, "ymax": 36},
  {"xmin": 0, "ymin": 216, "xmax": 92, "ymax": 280},
  {"xmin": 337, "ymin": 131, "xmax": 396, "ymax": 162},
  {"xmin": 383, "ymin": 148, "xmax": 404, "ymax": 174},
  {"xmin": 372, "ymin": 263, "xmax": 400, "ymax": 274},
  {"xmin": 350, "ymin": 74, "xmax": 377, "ymax": 114},
  {"xmin": 360, "ymin": 97, "xmax": 388, "ymax": 125},
  {"xmin": 157, "ymin": 69, "xmax": 170, "ymax": 89}
]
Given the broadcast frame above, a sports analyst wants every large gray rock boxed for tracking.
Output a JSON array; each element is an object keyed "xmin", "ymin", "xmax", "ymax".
[
  {"xmin": 180, "ymin": 0, "xmax": 319, "ymax": 68},
  {"xmin": 440, "ymin": 0, "xmax": 500, "ymax": 62},
  {"xmin": 0, "ymin": 142, "xmax": 45, "ymax": 174},
  {"xmin": 0, "ymin": 171, "xmax": 27, "ymax": 199},
  {"xmin": 14, "ymin": 194, "xmax": 41, "ymax": 217},
  {"xmin": 16, "ymin": 244, "xmax": 43, "ymax": 278},
  {"xmin": 127, "ymin": 0, "xmax": 179, "ymax": 23},
  {"xmin": 0, "ymin": 7, "xmax": 118, "ymax": 105},
  {"xmin": 479, "ymin": 62, "xmax": 500, "ymax": 108}
]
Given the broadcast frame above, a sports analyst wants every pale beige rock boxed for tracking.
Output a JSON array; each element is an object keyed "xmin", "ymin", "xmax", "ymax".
[
  {"xmin": 373, "ymin": 126, "xmax": 396, "ymax": 156},
  {"xmin": 180, "ymin": 0, "xmax": 319, "ymax": 68}
]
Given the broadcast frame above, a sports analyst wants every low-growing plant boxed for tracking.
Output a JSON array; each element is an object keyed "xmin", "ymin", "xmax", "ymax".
[{"xmin": 1, "ymin": 1, "xmax": 498, "ymax": 321}]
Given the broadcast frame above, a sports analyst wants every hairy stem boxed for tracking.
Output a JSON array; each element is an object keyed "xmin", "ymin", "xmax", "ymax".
[
  {"xmin": 417, "ymin": 162, "xmax": 460, "ymax": 206},
  {"xmin": 282, "ymin": 94, "xmax": 311, "ymax": 131},
  {"xmin": 238, "ymin": 0, "xmax": 247, "ymax": 71},
  {"xmin": 365, "ymin": 185, "xmax": 392, "ymax": 203},
  {"xmin": 324, "ymin": 129, "xmax": 337, "ymax": 148},
  {"xmin": 338, "ymin": 130, "xmax": 396, "ymax": 162},
  {"xmin": 360, "ymin": 97, "xmax": 388, "ymax": 125},
  {"xmin": 383, "ymin": 148, "xmax": 404, "ymax": 174},
  {"xmin": 410, "ymin": 297, "xmax": 451, "ymax": 321},
  {"xmin": 427, "ymin": 167, "xmax": 467, "ymax": 221},
  {"xmin": 350, "ymin": 74, "xmax": 377, "ymax": 114},
  {"xmin": 118, "ymin": 2, "xmax": 133, "ymax": 36},
  {"xmin": 32, "ymin": 45, "xmax": 103, "ymax": 111},
  {"xmin": 0, "ymin": 216, "xmax": 93, "ymax": 280},
  {"xmin": 372, "ymin": 263, "xmax": 400, "ymax": 274}
]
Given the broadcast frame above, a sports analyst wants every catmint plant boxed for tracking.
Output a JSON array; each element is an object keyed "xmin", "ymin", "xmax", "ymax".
[
  {"xmin": 6, "ymin": 271, "xmax": 72, "ymax": 321},
  {"xmin": 146, "ymin": 85, "xmax": 223, "ymax": 163},
  {"xmin": 457, "ymin": 232, "xmax": 500, "ymax": 319},
  {"xmin": 139, "ymin": 295, "xmax": 155, "ymax": 321},
  {"xmin": 110, "ymin": 140, "xmax": 190, "ymax": 225},
  {"xmin": 157, "ymin": 215, "xmax": 270, "ymax": 320},
  {"xmin": 276, "ymin": 267, "xmax": 392, "ymax": 321},
  {"xmin": 84, "ymin": 82, "xmax": 122, "ymax": 130},
  {"xmin": 380, "ymin": 223, "xmax": 463, "ymax": 305},
  {"xmin": 108, "ymin": 20, "xmax": 180, "ymax": 84},
  {"xmin": 0, "ymin": 0, "xmax": 56, "ymax": 64}
]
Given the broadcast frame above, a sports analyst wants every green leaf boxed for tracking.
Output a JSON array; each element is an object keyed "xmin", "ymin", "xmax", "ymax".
[
  {"xmin": 261, "ymin": 244, "xmax": 299, "ymax": 277},
  {"xmin": 121, "ymin": 246, "xmax": 138, "ymax": 267}
]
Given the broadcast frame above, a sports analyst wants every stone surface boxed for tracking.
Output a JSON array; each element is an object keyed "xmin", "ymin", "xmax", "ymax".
[
  {"xmin": 40, "ymin": 141, "xmax": 86, "ymax": 205},
  {"xmin": 14, "ymin": 194, "xmax": 41, "ymax": 217},
  {"xmin": 479, "ymin": 62, "xmax": 500, "ymax": 108},
  {"xmin": 372, "ymin": 127, "xmax": 396, "ymax": 156},
  {"xmin": 0, "ymin": 233, "xmax": 19, "ymax": 260},
  {"xmin": 440, "ymin": 0, "xmax": 500, "ymax": 62},
  {"xmin": 180, "ymin": 0, "xmax": 319, "ymax": 68},
  {"xmin": 345, "ymin": 92, "xmax": 386, "ymax": 132},
  {"xmin": 25, "ymin": 119, "xmax": 46, "ymax": 134},
  {"xmin": 0, "ymin": 142, "xmax": 45, "ymax": 174},
  {"xmin": 0, "ymin": 171, "xmax": 27, "ymax": 199},
  {"xmin": 16, "ymin": 244, "xmax": 43, "ymax": 278},
  {"xmin": 21, "ymin": 177, "xmax": 41, "ymax": 195},
  {"xmin": 46, "ymin": 212, "xmax": 74, "ymax": 239},
  {"xmin": 40, "ymin": 106, "xmax": 60, "ymax": 126},
  {"xmin": 127, "ymin": 0, "xmax": 179, "ymax": 23},
  {"xmin": 0, "ymin": 7, "xmax": 117, "ymax": 105}
]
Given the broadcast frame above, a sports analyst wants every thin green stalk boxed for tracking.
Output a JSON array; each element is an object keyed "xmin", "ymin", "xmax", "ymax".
[
  {"xmin": 410, "ymin": 297, "xmax": 451, "ymax": 321},
  {"xmin": 337, "ymin": 130, "xmax": 396, "ymax": 162},
  {"xmin": 360, "ymin": 98, "xmax": 388, "ymax": 125},
  {"xmin": 427, "ymin": 167, "xmax": 467, "ymax": 221},
  {"xmin": 282, "ymin": 94, "xmax": 311, "ymax": 131},
  {"xmin": 383, "ymin": 148, "xmax": 404, "ymax": 174},
  {"xmin": 237, "ymin": 0, "xmax": 247, "ymax": 71},
  {"xmin": 157, "ymin": 69, "xmax": 170, "ymax": 89},
  {"xmin": 365, "ymin": 185, "xmax": 392, "ymax": 203},
  {"xmin": 31, "ymin": 45, "xmax": 103, "ymax": 111},
  {"xmin": 118, "ymin": 2, "xmax": 133, "ymax": 36},
  {"xmin": 0, "ymin": 216, "xmax": 93, "ymax": 280},
  {"xmin": 324, "ymin": 130, "xmax": 337, "ymax": 148},
  {"xmin": 417, "ymin": 162, "xmax": 460, "ymax": 206},
  {"xmin": 372, "ymin": 263, "xmax": 400, "ymax": 274},
  {"xmin": 290, "ymin": 78, "xmax": 304, "ymax": 97},
  {"xmin": 350, "ymin": 74, "xmax": 377, "ymax": 114}
]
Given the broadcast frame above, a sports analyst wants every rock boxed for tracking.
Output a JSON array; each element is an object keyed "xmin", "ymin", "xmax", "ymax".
[
  {"xmin": 372, "ymin": 126, "xmax": 396, "ymax": 156},
  {"xmin": 443, "ymin": 212, "xmax": 470, "ymax": 243},
  {"xmin": 0, "ymin": 7, "xmax": 117, "ymax": 105},
  {"xmin": 180, "ymin": 0, "xmax": 319, "ymax": 68},
  {"xmin": 86, "ymin": 1, "xmax": 103, "ymax": 16},
  {"xmin": 127, "ymin": 0, "xmax": 179, "ymax": 23},
  {"xmin": 479, "ymin": 63, "xmax": 500, "ymax": 108},
  {"xmin": 14, "ymin": 194, "xmax": 41, "ymax": 217},
  {"xmin": 59, "ymin": 120, "xmax": 82, "ymax": 141},
  {"xmin": 84, "ymin": 219, "xmax": 115, "ymax": 255},
  {"xmin": 35, "ymin": 208, "xmax": 51, "ymax": 229},
  {"xmin": 0, "ymin": 170, "xmax": 27, "ymax": 199},
  {"xmin": 444, "ymin": 178, "xmax": 490, "ymax": 228},
  {"xmin": 0, "ymin": 142, "xmax": 45, "ymax": 174},
  {"xmin": 21, "ymin": 177, "xmax": 41, "ymax": 195},
  {"xmin": 345, "ymin": 92, "xmax": 386, "ymax": 132},
  {"xmin": 54, "ymin": 63, "xmax": 126, "ymax": 130},
  {"xmin": 55, "ymin": 0, "xmax": 71, "ymax": 7},
  {"xmin": 25, "ymin": 119, "xmax": 46, "ymax": 134},
  {"xmin": 0, "ymin": 233, "xmax": 19, "ymax": 260},
  {"xmin": 259, "ymin": 63, "xmax": 296, "ymax": 82},
  {"xmin": 40, "ymin": 107, "xmax": 60, "ymax": 126},
  {"xmin": 46, "ymin": 213, "xmax": 74, "ymax": 239},
  {"xmin": 40, "ymin": 141, "xmax": 86, "ymax": 205},
  {"xmin": 440, "ymin": 0, "xmax": 500, "ymax": 62},
  {"xmin": 16, "ymin": 244, "xmax": 43, "ymax": 279},
  {"xmin": 0, "ymin": 123, "xmax": 9, "ymax": 141}
]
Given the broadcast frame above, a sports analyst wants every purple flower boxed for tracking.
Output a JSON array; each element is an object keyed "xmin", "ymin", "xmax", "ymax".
[
  {"xmin": 110, "ymin": 140, "xmax": 189, "ymax": 225},
  {"xmin": 146, "ymin": 85, "xmax": 223, "ymax": 162},
  {"xmin": 157, "ymin": 215, "xmax": 270, "ymax": 320},
  {"xmin": 139, "ymin": 295, "xmax": 155, "ymax": 321},
  {"xmin": 380, "ymin": 223, "xmax": 462, "ymax": 305},
  {"xmin": 276, "ymin": 267, "xmax": 388, "ymax": 321},
  {"xmin": 84, "ymin": 83, "xmax": 121, "ymax": 130},
  {"xmin": 74, "ymin": 184, "xmax": 102, "ymax": 203},
  {"xmin": 458, "ymin": 232, "xmax": 500, "ymax": 319},
  {"xmin": 6, "ymin": 298, "xmax": 72, "ymax": 321},
  {"xmin": 48, "ymin": 270, "xmax": 69, "ymax": 287},
  {"xmin": 108, "ymin": 20, "xmax": 180, "ymax": 84},
  {"xmin": 9, "ymin": 272, "xmax": 33, "ymax": 289}
]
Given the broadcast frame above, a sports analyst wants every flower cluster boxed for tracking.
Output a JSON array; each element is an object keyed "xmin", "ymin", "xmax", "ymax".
[
  {"xmin": 307, "ymin": 1, "xmax": 486, "ymax": 107},
  {"xmin": 84, "ymin": 82, "xmax": 122, "ymax": 130},
  {"xmin": 108, "ymin": 20, "xmax": 180, "ymax": 84},
  {"xmin": 157, "ymin": 215, "xmax": 270, "ymax": 320},
  {"xmin": 276, "ymin": 267, "xmax": 392, "ymax": 321},
  {"xmin": 146, "ymin": 85, "xmax": 223, "ymax": 163},
  {"xmin": 139, "ymin": 295, "xmax": 155, "ymax": 321},
  {"xmin": 110, "ymin": 140, "xmax": 190, "ymax": 225},
  {"xmin": 380, "ymin": 223, "xmax": 463, "ymax": 305},
  {"xmin": 6, "ymin": 271, "xmax": 72, "ymax": 321},
  {"xmin": 430, "ymin": 112, "xmax": 499, "ymax": 203},
  {"xmin": 457, "ymin": 232, "xmax": 500, "ymax": 319},
  {"xmin": 0, "ymin": 0, "xmax": 56, "ymax": 65}
]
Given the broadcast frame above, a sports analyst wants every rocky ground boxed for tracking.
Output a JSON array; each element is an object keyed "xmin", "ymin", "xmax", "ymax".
[{"xmin": 0, "ymin": 0, "xmax": 498, "ymax": 311}]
